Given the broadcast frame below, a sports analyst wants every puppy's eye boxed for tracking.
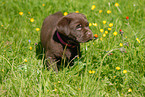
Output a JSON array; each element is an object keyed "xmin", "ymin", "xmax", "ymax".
[{"xmin": 76, "ymin": 24, "xmax": 82, "ymax": 30}]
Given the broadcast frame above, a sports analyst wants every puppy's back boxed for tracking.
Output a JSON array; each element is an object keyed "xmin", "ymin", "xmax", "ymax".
[{"xmin": 41, "ymin": 12, "xmax": 63, "ymax": 49}]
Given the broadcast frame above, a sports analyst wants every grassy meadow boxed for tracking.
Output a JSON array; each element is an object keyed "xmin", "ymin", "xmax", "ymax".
[{"xmin": 0, "ymin": 0, "xmax": 145, "ymax": 96}]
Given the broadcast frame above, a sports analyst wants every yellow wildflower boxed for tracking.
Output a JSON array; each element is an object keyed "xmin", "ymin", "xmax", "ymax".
[
  {"xmin": 24, "ymin": 59, "xmax": 27, "ymax": 62},
  {"xmin": 89, "ymin": 23, "xmax": 92, "ymax": 27},
  {"xmin": 36, "ymin": 28, "xmax": 40, "ymax": 31},
  {"xmin": 123, "ymin": 70, "xmax": 127, "ymax": 74},
  {"xmin": 136, "ymin": 38, "xmax": 140, "ymax": 43},
  {"xmin": 109, "ymin": 23, "xmax": 113, "ymax": 27},
  {"xmin": 2, "ymin": 69, "xmax": 4, "ymax": 72},
  {"xmin": 115, "ymin": 3, "xmax": 119, "ymax": 7},
  {"xmin": 128, "ymin": 88, "xmax": 132, "ymax": 92},
  {"xmin": 99, "ymin": 10, "xmax": 102, "ymax": 13},
  {"xmin": 75, "ymin": 11, "xmax": 79, "ymax": 13},
  {"xmin": 30, "ymin": 18, "xmax": 34, "ymax": 22},
  {"xmin": 91, "ymin": 5, "xmax": 96, "ymax": 10},
  {"xmin": 28, "ymin": 12, "xmax": 30, "ymax": 14},
  {"xmin": 30, "ymin": 47, "xmax": 32, "ymax": 50},
  {"xmin": 92, "ymin": 70, "xmax": 95, "ymax": 74},
  {"xmin": 100, "ymin": 37, "xmax": 103, "ymax": 41},
  {"xmin": 64, "ymin": 12, "xmax": 68, "ymax": 16},
  {"xmin": 113, "ymin": 31, "xmax": 117, "ymax": 36},
  {"xmin": 42, "ymin": 4, "xmax": 45, "ymax": 6},
  {"xmin": 114, "ymin": 76, "xmax": 116, "ymax": 78},
  {"xmin": 103, "ymin": 34, "xmax": 106, "ymax": 37},
  {"xmin": 93, "ymin": 23, "xmax": 97, "ymax": 26},
  {"xmin": 89, "ymin": 70, "xmax": 92, "ymax": 74},
  {"xmin": 119, "ymin": 43, "xmax": 123, "ymax": 47},
  {"xmin": 107, "ymin": 10, "xmax": 111, "ymax": 14},
  {"xmin": 100, "ymin": 29, "xmax": 104, "ymax": 33},
  {"xmin": 1, "ymin": 25, "xmax": 4, "ymax": 27},
  {"xmin": 54, "ymin": 88, "xmax": 57, "ymax": 91},
  {"xmin": 108, "ymin": 28, "xmax": 112, "ymax": 31},
  {"xmin": 105, "ymin": 31, "xmax": 108, "ymax": 34},
  {"xmin": 103, "ymin": 21, "xmax": 106, "ymax": 24},
  {"xmin": 116, "ymin": 67, "xmax": 121, "ymax": 70},
  {"xmin": 19, "ymin": 12, "xmax": 23, "ymax": 15}
]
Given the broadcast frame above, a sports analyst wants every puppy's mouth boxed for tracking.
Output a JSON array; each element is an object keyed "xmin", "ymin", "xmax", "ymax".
[{"xmin": 86, "ymin": 38, "xmax": 93, "ymax": 42}]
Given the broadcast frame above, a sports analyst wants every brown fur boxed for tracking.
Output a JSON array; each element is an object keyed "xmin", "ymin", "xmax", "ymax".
[{"xmin": 40, "ymin": 12, "xmax": 93, "ymax": 72}]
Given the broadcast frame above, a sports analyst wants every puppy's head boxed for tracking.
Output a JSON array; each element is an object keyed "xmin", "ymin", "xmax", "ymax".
[{"xmin": 56, "ymin": 13, "xmax": 93, "ymax": 43}]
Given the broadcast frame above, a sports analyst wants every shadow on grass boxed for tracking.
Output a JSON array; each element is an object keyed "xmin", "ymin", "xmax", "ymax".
[
  {"xmin": 35, "ymin": 41, "xmax": 82, "ymax": 71},
  {"xmin": 35, "ymin": 41, "xmax": 45, "ymax": 60}
]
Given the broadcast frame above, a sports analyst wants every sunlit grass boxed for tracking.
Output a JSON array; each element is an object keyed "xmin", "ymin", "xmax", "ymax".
[{"xmin": 0, "ymin": 0, "xmax": 145, "ymax": 96}]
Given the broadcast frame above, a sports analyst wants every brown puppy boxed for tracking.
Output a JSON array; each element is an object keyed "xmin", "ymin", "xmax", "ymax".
[{"xmin": 41, "ymin": 12, "xmax": 93, "ymax": 72}]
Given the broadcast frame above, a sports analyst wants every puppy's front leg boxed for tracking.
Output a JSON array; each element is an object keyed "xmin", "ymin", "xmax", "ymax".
[{"xmin": 47, "ymin": 57, "xmax": 58, "ymax": 73}]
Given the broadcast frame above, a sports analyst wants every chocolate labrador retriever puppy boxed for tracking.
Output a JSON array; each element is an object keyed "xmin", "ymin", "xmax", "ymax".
[{"xmin": 41, "ymin": 11, "xmax": 93, "ymax": 72}]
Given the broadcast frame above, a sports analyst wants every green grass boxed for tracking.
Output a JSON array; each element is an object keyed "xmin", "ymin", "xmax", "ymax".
[{"xmin": 0, "ymin": 0, "xmax": 145, "ymax": 96}]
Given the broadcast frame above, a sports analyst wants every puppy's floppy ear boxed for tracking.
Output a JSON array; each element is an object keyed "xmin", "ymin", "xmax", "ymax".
[
  {"xmin": 56, "ymin": 17, "xmax": 71, "ymax": 36},
  {"xmin": 80, "ymin": 13, "xmax": 87, "ymax": 19}
]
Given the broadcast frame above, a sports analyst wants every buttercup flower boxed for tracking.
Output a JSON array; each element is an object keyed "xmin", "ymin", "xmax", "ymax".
[
  {"xmin": 136, "ymin": 38, "xmax": 140, "ymax": 43},
  {"xmin": 28, "ymin": 12, "xmax": 31, "ymax": 14},
  {"xmin": 100, "ymin": 29, "xmax": 104, "ymax": 33},
  {"xmin": 54, "ymin": 88, "xmax": 57, "ymax": 91},
  {"xmin": 123, "ymin": 70, "xmax": 127, "ymax": 74},
  {"xmin": 107, "ymin": 10, "xmax": 111, "ymax": 14},
  {"xmin": 91, "ymin": 5, "xmax": 96, "ymax": 10},
  {"xmin": 19, "ymin": 12, "xmax": 23, "ymax": 15},
  {"xmin": 42, "ymin": 4, "xmax": 45, "ymax": 6},
  {"xmin": 119, "ymin": 43, "xmax": 123, "ymax": 47},
  {"xmin": 108, "ymin": 28, "xmax": 112, "ymax": 31},
  {"xmin": 109, "ymin": 23, "xmax": 113, "ymax": 27},
  {"xmin": 93, "ymin": 23, "xmax": 97, "ymax": 26},
  {"xmin": 103, "ymin": 34, "xmax": 106, "ymax": 37},
  {"xmin": 75, "ymin": 11, "xmax": 79, "ymax": 13},
  {"xmin": 103, "ymin": 21, "xmax": 106, "ymax": 24},
  {"xmin": 30, "ymin": 47, "xmax": 32, "ymax": 50},
  {"xmin": 99, "ymin": 10, "xmax": 102, "ymax": 13},
  {"xmin": 113, "ymin": 31, "xmax": 117, "ymax": 36},
  {"xmin": 36, "ymin": 28, "xmax": 40, "ymax": 31},
  {"xmin": 94, "ymin": 34, "xmax": 98, "ymax": 38},
  {"xmin": 89, "ymin": 70, "xmax": 95, "ymax": 74},
  {"xmin": 116, "ymin": 67, "xmax": 121, "ymax": 70},
  {"xmin": 64, "ymin": 12, "xmax": 68, "ymax": 16},
  {"xmin": 105, "ymin": 31, "xmax": 108, "ymax": 34},
  {"xmin": 128, "ymin": 88, "xmax": 132, "ymax": 92},
  {"xmin": 30, "ymin": 18, "xmax": 34, "ymax": 22},
  {"xmin": 115, "ymin": 3, "xmax": 119, "ymax": 7},
  {"xmin": 89, "ymin": 70, "xmax": 92, "ymax": 74},
  {"xmin": 24, "ymin": 59, "xmax": 27, "ymax": 62},
  {"xmin": 100, "ymin": 37, "xmax": 103, "ymax": 41},
  {"xmin": 1, "ymin": 25, "xmax": 4, "ymax": 27},
  {"xmin": 89, "ymin": 23, "xmax": 92, "ymax": 26},
  {"xmin": 91, "ymin": 70, "xmax": 95, "ymax": 74}
]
